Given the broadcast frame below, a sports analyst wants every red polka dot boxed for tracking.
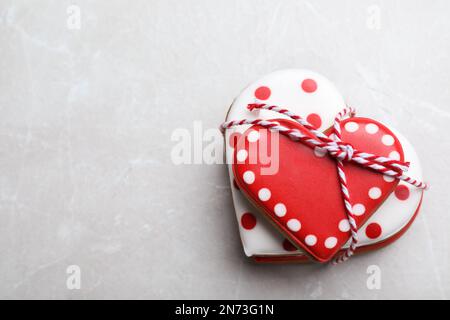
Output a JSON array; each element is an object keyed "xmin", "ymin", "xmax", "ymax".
[
  {"xmin": 254, "ymin": 86, "xmax": 271, "ymax": 100},
  {"xmin": 306, "ymin": 113, "xmax": 322, "ymax": 129},
  {"xmin": 228, "ymin": 132, "xmax": 242, "ymax": 148},
  {"xmin": 301, "ymin": 79, "xmax": 317, "ymax": 93},
  {"xmin": 395, "ymin": 185, "xmax": 410, "ymax": 201},
  {"xmin": 366, "ymin": 223, "xmax": 382, "ymax": 239},
  {"xmin": 233, "ymin": 178, "xmax": 240, "ymax": 190},
  {"xmin": 241, "ymin": 213, "xmax": 257, "ymax": 230},
  {"xmin": 282, "ymin": 239, "xmax": 297, "ymax": 252}
]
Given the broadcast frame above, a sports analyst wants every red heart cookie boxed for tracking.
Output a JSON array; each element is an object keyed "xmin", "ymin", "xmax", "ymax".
[{"xmin": 232, "ymin": 117, "xmax": 404, "ymax": 262}]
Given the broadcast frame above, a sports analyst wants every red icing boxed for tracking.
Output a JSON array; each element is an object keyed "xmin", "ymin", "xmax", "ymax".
[
  {"xmin": 306, "ymin": 113, "xmax": 322, "ymax": 129},
  {"xmin": 395, "ymin": 185, "xmax": 410, "ymax": 201},
  {"xmin": 254, "ymin": 86, "xmax": 271, "ymax": 100},
  {"xmin": 301, "ymin": 79, "xmax": 317, "ymax": 93},
  {"xmin": 366, "ymin": 222, "xmax": 382, "ymax": 239},
  {"xmin": 241, "ymin": 212, "xmax": 257, "ymax": 230},
  {"xmin": 232, "ymin": 117, "xmax": 404, "ymax": 262}
]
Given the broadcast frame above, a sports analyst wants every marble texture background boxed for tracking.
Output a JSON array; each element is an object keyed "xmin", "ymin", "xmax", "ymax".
[{"xmin": 0, "ymin": 0, "xmax": 449, "ymax": 299}]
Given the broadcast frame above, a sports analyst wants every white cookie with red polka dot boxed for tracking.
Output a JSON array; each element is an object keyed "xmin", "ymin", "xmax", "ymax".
[{"xmin": 224, "ymin": 69, "xmax": 424, "ymax": 262}]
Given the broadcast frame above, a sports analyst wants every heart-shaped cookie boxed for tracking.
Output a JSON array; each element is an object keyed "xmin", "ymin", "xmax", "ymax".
[
  {"xmin": 232, "ymin": 117, "xmax": 404, "ymax": 262},
  {"xmin": 225, "ymin": 69, "xmax": 424, "ymax": 262}
]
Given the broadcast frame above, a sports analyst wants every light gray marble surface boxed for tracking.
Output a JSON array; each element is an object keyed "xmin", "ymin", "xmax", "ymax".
[{"xmin": 0, "ymin": 0, "xmax": 449, "ymax": 299}]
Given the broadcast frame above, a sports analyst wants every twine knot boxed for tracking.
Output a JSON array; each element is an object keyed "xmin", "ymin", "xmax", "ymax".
[{"xmin": 337, "ymin": 142, "xmax": 355, "ymax": 161}]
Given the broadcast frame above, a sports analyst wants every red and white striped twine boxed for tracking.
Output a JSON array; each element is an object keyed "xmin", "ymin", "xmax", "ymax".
[{"xmin": 221, "ymin": 103, "xmax": 428, "ymax": 264}]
